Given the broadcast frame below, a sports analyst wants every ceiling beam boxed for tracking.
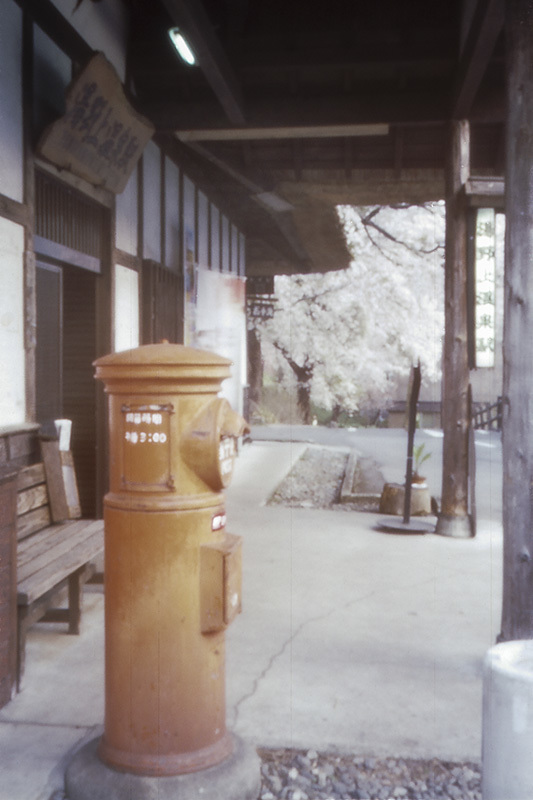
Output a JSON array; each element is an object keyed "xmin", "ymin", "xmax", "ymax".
[
  {"xmin": 181, "ymin": 140, "xmax": 312, "ymax": 268},
  {"xmin": 159, "ymin": 0, "xmax": 246, "ymax": 125},
  {"xmin": 452, "ymin": 0, "xmax": 504, "ymax": 119},
  {"xmin": 465, "ymin": 175, "xmax": 504, "ymax": 207},
  {"xmin": 175, "ymin": 124, "xmax": 390, "ymax": 142},
  {"xmin": 143, "ymin": 89, "xmax": 452, "ymax": 132}
]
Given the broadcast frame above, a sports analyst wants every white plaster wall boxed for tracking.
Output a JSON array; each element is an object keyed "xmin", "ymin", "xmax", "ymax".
[
  {"xmin": 239, "ymin": 232, "xmax": 246, "ymax": 277},
  {"xmin": 165, "ymin": 157, "xmax": 180, "ymax": 272},
  {"xmin": 221, "ymin": 215, "xmax": 230, "ymax": 272},
  {"xmin": 210, "ymin": 204, "xmax": 221, "ymax": 271},
  {"xmin": 114, "ymin": 265, "xmax": 139, "ymax": 353},
  {"xmin": 182, "ymin": 175, "xmax": 196, "ymax": 265},
  {"xmin": 49, "ymin": 0, "xmax": 128, "ymax": 80},
  {"xmin": 0, "ymin": 218, "xmax": 25, "ymax": 425},
  {"xmin": 142, "ymin": 141, "xmax": 161, "ymax": 263},
  {"xmin": 195, "ymin": 270, "xmax": 246, "ymax": 415},
  {"xmin": 33, "ymin": 24, "xmax": 72, "ymax": 137},
  {"xmin": 116, "ymin": 168, "xmax": 138, "ymax": 255},
  {"xmin": 197, "ymin": 191, "xmax": 209, "ymax": 269},
  {"xmin": 231, "ymin": 224, "xmax": 239, "ymax": 274},
  {"xmin": 0, "ymin": 0, "xmax": 23, "ymax": 203}
]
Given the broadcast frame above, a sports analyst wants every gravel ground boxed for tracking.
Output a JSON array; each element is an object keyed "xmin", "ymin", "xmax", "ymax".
[
  {"xmin": 268, "ymin": 447, "xmax": 350, "ymax": 509},
  {"xmin": 261, "ymin": 447, "xmax": 482, "ymax": 800},
  {"xmin": 258, "ymin": 749, "xmax": 481, "ymax": 800},
  {"xmin": 267, "ymin": 446, "xmax": 381, "ymax": 512}
]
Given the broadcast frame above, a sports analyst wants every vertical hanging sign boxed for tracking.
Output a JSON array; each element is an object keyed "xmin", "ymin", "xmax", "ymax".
[{"xmin": 475, "ymin": 208, "xmax": 496, "ymax": 368}]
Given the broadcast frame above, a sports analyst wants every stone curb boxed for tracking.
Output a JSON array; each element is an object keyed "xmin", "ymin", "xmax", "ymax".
[{"xmin": 339, "ymin": 449, "xmax": 382, "ymax": 505}]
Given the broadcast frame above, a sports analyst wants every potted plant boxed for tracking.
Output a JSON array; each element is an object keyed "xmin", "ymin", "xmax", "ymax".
[{"xmin": 412, "ymin": 443, "xmax": 431, "ymax": 485}]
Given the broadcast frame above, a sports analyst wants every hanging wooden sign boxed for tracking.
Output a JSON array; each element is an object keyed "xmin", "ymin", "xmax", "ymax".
[{"xmin": 37, "ymin": 53, "xmax": 154, "ymax": 194}]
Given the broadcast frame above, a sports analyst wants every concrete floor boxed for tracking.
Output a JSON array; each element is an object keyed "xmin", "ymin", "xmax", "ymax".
[{"xmin": 0, "ymin": 435, "xmax": 503, "ymax": 799}]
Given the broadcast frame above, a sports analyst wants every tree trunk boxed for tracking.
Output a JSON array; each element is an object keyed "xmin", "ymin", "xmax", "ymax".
[
  {"xmin": 247, "ymin": 326, "xmax": 263, "ymax": 408},
  {"xmin": 296, "ymin": 379, "xmax": 312, "ymax": 424},
  {"xmin": 436, "ymin": 120, "xmax": 473, "ymax": 538},
  {"xmin": 331, "ymin": 403, "xmax": 342, "ymax": 424},
  {"xmin": 500, "ymin": 0, "xmax": 533, "ymax": 641}
]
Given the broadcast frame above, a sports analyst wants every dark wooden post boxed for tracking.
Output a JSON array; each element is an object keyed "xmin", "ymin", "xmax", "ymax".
[
  {"xmin": 247, "ymin": 325, "xmax": 263, "ymax": 411},
  {"xmin": 436, "ymin": 120, "xmax": 473, "ymax": 538},
  {"xmin": 499, "ymin": 0, "xmax": 533, "ymax": 641}
]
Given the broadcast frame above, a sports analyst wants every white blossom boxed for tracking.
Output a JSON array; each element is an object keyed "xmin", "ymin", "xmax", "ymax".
[{"xmin": 255, "ymin": 203, "xmax": 445, "ymax": 419}]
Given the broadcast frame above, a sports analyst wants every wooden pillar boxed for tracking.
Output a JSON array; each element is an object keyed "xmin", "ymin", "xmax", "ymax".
[
  {"xmin": 22, "ymin": 11, "xmax": 36, "ymax": 422},
  {"xmin": 436, "ymin": 120, "xmax": 473, "ymax": 538},
  {"xmin": 499, "ymin": 0, "xmax": 533, "ymax": 641}
]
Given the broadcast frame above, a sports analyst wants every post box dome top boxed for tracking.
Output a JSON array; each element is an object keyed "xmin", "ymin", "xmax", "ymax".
[
  {"xmin": 94, "ymin": 342, "xmax": 233, "ymax": 393},
  {"xmin": 94, "ymin": 342, "xmax": 232, "ymax": 368}
]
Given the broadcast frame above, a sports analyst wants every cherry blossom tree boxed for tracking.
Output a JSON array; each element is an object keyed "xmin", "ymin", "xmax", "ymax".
[{"xmin": 254, "ymin": 203, "xmax": 445, "ymax": 423}]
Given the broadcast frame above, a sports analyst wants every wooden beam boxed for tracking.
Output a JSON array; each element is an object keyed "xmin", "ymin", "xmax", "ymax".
[
  {"xmin": 176, "ymin": 124, "xmax": 390, "ymax": 142},
  {"xmin": 13, "ymin": 0, "xmax": 93, "ymax": 64},
  {"xmin": 452, "ymin": 0, "xmax": 504, "ymax": 119},
  {"xmin": 344, "ymin": 138, "xmax": 353, "ymax": 180},
  {"xmin": 465, "ymin": 176, "xmax": 504, "ymax": 196},
  {"xmin": 22, "ymin": 10, "xmax": 36, "ymax": 424},
  {"xmin": 436, "ymin": 120, "xmax": 473, "ymax": 538},
  {"xmin": 465, "ymin": 175, "xmax": 505, "ymax": 208},
  {"xmin": 159, "ymin": 0, "xmax": 245, "ymax": 125},
  {"xmin": 394, "ymin": 127, "xmax": 404, "ymax": 179},
  {"xmin": 500, "ymin": 0, "xmax": 533, "ymax": 641},
  {"xmin": 292, "ymin": 141, "xmax": 303, "ymax": 181},
  {"xmin": 145, "ymin": 91, "xmax": 449, "ymax": 132},
  {"xmin": 0, "ymin": 194, "xmax": 29, "ymax": 229}
]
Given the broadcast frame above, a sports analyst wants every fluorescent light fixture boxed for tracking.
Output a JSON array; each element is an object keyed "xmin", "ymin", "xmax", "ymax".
[{"xmin": 168, "ymin": 27, "xmax": 196, "ymax": 66}]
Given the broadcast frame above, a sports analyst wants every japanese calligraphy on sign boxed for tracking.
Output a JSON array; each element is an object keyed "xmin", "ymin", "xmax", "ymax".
[
  {"xmin": 475, "ymin": 208, "xmax": 496, "ymax": 368},
  {"xmin": 37, "ymin": 53, "xmax": 154, "ymax": 194}
]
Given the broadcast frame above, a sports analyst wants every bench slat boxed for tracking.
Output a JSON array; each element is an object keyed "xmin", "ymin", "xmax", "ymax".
[
  {"xmin": 16, "ymin": 463, "xmax": 46, "ymax": 492},
  {"xmin": 17, "ymin": 484, "xmax": 49, "ymax": 517},
  {"xmin": 17, "ymin": 520, "xmax": 104, "ymax": 582},
  {"xmin": 17, "ymin": 506, "xmax": 52, "ymax": 541},
  {"xmin": 18, "ymin": 527, "xmax": 104, "ymax": 605},
  {"xmin": 17, "ymin": 519, "xmax": 100, "ymax": 565},
  {"xmin": 14, "ymin": 450, "xmax": 104, "ymax": 693}
]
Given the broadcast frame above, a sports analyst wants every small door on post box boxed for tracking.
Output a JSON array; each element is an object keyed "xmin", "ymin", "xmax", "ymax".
[{"xmin": 200, "ymin": 533, "xmax": 242, "ymax": 634}]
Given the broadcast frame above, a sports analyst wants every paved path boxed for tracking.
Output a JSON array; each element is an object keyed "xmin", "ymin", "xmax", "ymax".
[
  {"xmin": 226, "ymin": 439, "xmax": 502, "ymax": 761},
  {"xmin": 0, "ymin": 434, "xmax": 503, "ymax": 799}
]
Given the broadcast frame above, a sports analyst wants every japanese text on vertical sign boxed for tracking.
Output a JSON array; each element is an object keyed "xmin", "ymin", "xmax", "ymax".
[{"xmin": 475, "ymin": 208, "xmax": 496, "ymax": 368}]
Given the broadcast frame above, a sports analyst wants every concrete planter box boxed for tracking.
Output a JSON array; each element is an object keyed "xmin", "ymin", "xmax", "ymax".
[{"xmin": 482, "ymin": 640, "xmax": 533, "ymax": 799}]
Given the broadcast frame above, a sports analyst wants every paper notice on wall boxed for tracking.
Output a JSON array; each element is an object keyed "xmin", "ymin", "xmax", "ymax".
[
  {"xmin": 37, "ymin": 53, "xmax": 154, "ymax": 194},
  {"xmin": 195, "ymin": 269, "xmax": 246, "ymax": 413}
]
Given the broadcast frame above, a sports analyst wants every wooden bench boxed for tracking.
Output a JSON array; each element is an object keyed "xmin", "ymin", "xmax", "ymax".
[{"xmin": 16, "ymin": 440, "xmax": 104, "ymax": 690}]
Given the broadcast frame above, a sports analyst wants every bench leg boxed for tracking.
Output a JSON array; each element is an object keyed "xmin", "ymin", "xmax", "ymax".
[
  {"xmin": 68, "ymin": 567, "xmax": 83, "ymax": 635},
  {"xmin": 16, "ymin": 608, "xmax": 29, "ymax": 692}
]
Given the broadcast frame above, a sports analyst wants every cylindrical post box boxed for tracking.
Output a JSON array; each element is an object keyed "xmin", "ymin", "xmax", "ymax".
[
  {"xmin": 482, "ymin": 640, "xmax": 533, "ymax": 799},
  {"xmin": 94, "ymin": 342, "xmax": 247, "ymax": 777}
]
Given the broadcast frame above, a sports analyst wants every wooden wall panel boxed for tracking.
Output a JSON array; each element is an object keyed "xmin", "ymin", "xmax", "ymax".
[{"xmin": 62, "ymin": 268, "xmax": 97, "ymax": 517}]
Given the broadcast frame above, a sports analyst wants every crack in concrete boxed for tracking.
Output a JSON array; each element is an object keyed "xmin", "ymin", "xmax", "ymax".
[
  {"xmin": 231, "ymin": 587, "xmax": 382, "ymax": 727},
  {"xmin": 230, "ymin": 570, "xmax": 444, "ymax": 727}
]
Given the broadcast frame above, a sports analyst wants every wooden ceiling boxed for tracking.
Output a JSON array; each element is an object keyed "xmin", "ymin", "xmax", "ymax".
[{"xmin": 124, "ymin": 0, "xmax": 505, "ymax": 276}]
